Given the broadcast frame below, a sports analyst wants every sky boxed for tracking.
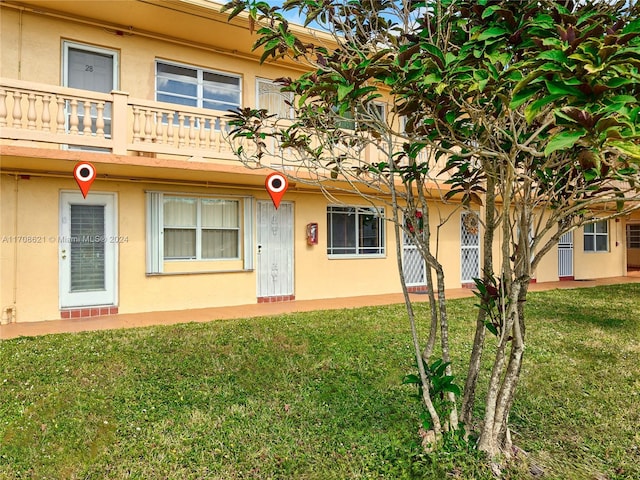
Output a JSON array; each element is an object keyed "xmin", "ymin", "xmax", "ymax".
[{"xmin": 263, "ymin": 0, "xmax": 307, "ymax": 27}]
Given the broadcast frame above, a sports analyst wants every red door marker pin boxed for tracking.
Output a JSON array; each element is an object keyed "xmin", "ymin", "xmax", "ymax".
[
  {"xmin": 73, "ymin": 162, "xmax": 96, "ymax": 198},
  {"xmin": 265, "ymin": 172, "xmax": 288, "ymax": 209}
]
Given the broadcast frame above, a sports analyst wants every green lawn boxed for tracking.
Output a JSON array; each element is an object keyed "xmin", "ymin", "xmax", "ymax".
[{"xmin": 1, "ymin": 284, "xmax": 639, "ymax": 479}]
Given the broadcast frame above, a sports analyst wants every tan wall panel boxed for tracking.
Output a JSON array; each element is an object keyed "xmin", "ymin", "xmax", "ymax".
[
  {"xmin": 3, "ymin": 9, "xmax": 301, "ymax": 109},
  {"xmin": 574, "ymin": 220, "xmax": 626, "ymax": 280},
  {"xmin": 1, "ymin": 176, "xmax": 62, "ymax": 322}
]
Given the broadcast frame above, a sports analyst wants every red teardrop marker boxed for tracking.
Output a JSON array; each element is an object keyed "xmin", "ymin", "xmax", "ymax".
[
  {"xmin": 265, "ymin": 172, "xmax": 288, "ymax": 209},
  {"xmin": 73, "ymin": 162, "xmax": 96, "ymax": 198}
]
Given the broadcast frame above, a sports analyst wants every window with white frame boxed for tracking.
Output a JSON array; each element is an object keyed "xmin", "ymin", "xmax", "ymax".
[
  {"xmin": 327, "ymin": 206, "xmax": 385, "ymax": 256},
  {"xmin": 400, "ymin": 115, "xmax": 408, "ymax": 134},
  {"xmin": 146, "ymin": 193, "xmax": 254, "ymax": 274},
  {"xmin": 583, "ymin": 220, "xmax": 608, "ymax": 252},
  {"xmin": 156, "ymin": 61, "xmax": 241, "ymax": 112},
  {"xmin": 368, "ymin": 102, "xmax": 386, "ymax": 122},
  {"xmin": 257, "ymin": 78, "xmax": 293, "ymax": 119},
  {"xmin": 163, "ymin": 196, "xmax": 240, "ymax": 260},
  {"xmin": 336, "ymin": 103, "xmax": 386, "ymax": 130}
]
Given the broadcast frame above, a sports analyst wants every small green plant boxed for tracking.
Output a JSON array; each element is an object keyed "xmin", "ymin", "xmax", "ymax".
[
  {"xmin": 403, "ymin": 358, "xmax": 461, "ymax": 399},
  {"xmin": 403, "ymin": 358, "xmax": 461, "ymax": 429},
  {"xmin": 472, "ymin": 274, "xmax": 509, "ymax": 336}
]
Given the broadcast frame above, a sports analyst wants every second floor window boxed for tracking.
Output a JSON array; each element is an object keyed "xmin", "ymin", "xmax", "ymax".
[
  {"xmin": 156, "ymin": 61, "xmax": 241, "ymax": 112},
  {"xmin": 336, "ymin": 102, "xmax": 386, "ymax": 130},
  {"xmin": 257, "ymin": 79, "xmax": 293, "ymax": 119}
]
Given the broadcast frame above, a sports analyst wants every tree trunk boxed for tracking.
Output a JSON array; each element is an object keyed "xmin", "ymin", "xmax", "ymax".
[
  {"xmin": 461, "ymin": 173, "xmax": 497, "ymax": 427},
  {"xmin": 478, "ymin": 167, "xmax": 516, "ymax": 456},
  {"xmin": 477, "ymin": 280, "xmax": 522, "ymax": 455},
  {"xmin": 419, "ymin": 202, "xmax": 439, "ymax": 363},
  {"xmin": 494, "ymin": 277, "xmax": 530, "ymax": 449},
  {"xmin": 433, "ymin": 262, "xmax": 459, "ymax": 431},
  {"xmin": 461, "ymin": 309, "xmax": 487, "ymax": 427},
  {"xmin": 389, "ymin": 180, "xmax": 443, "ymax": 440},
  {"xmin": 422, "ymin": 263, "xmax": 438, "ymax": 362}
]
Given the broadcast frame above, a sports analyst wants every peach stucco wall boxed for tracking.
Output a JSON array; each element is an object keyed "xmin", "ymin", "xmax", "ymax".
[
  {"xmin": 0, "ymin": 2, "xmax": 633, "ymax": 324},
  {"xmin": 0, "ymin": 6, "xmax": 301, "ymax": 115},
  {"xmin": 574, "ymin": 219, "xmax": 627, "ymax": 280},
  {"xmin": 1, "ymin": 173, "xmax": 475, "ymax": 323}
]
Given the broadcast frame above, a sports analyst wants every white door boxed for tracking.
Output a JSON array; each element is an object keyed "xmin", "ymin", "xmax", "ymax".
[
  {"xmin": 402, "ymin": 229, "xmax": 426, "ymax": 287},
  {"xmin": 63, "ymin": 42, "xmax": 118, "ymax": 139},
  {"xmin": 558, "ymin": 231, "xmax": 574, "ymax": 278},
  {"xmin": 461, "ymin": 211, "xmax": 480, "ymax": 283},
  {"xmin": 257, "ymin": 201, "xmax": 294, "ymax": 298},
  {"xmin": 59, "ymin": 192, "xmax": 117, "ymax": 308}
]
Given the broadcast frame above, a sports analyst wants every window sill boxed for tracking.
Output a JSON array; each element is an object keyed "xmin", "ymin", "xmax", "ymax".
[
  {"xmin": 164, "ymin": 258, "xmax": 242, "ymax": 262},
  {"xmin": 163, "ymin": 258, "xmax": 244, "ymax": 273},
  {"xmin": 146, "ymin": 269, "xmax": 253, "ymax": 277},
  {"xmin": 327, "ymin": 254, "xmax": 386, "ymax": 260}
]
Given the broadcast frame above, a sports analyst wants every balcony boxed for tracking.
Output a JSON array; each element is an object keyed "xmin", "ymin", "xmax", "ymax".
[
  {"xmin": 0, "ymin": 78, "xmax": 449, "ymax": 183},
  {"xmin": 0, "ymin": 77, "xmax": 250, "ymax": 164}
]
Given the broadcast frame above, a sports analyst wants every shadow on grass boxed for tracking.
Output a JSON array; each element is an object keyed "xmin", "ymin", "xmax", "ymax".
[{"xmin": 527, "ymin": 284, "xmax": 640, "ymax": 331}]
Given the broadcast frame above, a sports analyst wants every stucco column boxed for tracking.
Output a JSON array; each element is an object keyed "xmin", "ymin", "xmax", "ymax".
[{"xmin": 111, "ymin": 90, "xmax": 129, "ymax": 155}]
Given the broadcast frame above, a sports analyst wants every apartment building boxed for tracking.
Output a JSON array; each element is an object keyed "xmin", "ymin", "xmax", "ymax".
[{"xmin": 1, "ymin": 0, "xmax": 636, "ymax": 324}]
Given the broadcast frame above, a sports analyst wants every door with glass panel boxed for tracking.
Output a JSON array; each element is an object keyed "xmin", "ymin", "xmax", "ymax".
[
  {"xmin": 59, "ymin": 192, "xmax": 117, "ymax": 308},
  {"xmin": 63, "ymin": 42, "xmax": 118, "ymax": 140}
]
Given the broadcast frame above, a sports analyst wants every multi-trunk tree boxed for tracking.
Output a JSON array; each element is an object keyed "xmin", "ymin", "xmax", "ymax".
[{"xmin": 223, "ymin": 0, "xmax": 640, "ymax": 460}]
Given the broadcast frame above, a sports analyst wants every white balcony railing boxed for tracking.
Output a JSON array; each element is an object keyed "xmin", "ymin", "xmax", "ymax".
[
  {"xmin": 0, "ymin": 78, "xmax": 243, "ymax": 162},
  {"xmin": 0, "ymin": 77, "xmax": 448, "ymax": 180}
]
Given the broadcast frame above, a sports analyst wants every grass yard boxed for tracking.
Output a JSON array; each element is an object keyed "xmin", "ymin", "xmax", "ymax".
[{"xmin": 1, "ymin": 284, "xmax": 639, "ymax": 479}]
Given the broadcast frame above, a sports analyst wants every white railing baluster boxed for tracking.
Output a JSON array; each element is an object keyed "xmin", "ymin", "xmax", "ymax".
[
  {"xmin": 132, "ymin": 107, "xmax": 141, "ymax": 142},
  {"xmin": 27, "ymin": 93, "xmax": 37, "ymax": 129},
  {"xmin": 95, "ymin": 101, "xmax": 105, "ymax": 136},
  {"xmin": 42, "ymin": 95, "xmax": 51, "ymax": 131},
  {"xmin": 199, "ymin": 116, "xmax": 206, "ymax": 148},
  {"xmin": 69, "ymin": 99, "xmax": 79, "ymax": 134},
  {"xmin": 219, "ymin": 119, "xmax": 228, "ymax": 152},
  {"xmin": 155, "ymin": 112, "xmax": 164, "ymax": 144},
  {"xmin": 212, "ymin": 127, "xmax": 221, "ymax": 152},
  {"xmin": 188, "ymin": 115, "xmax": 196, "ymax": 147},
  {"xmin": 144, "ymin": 109, "xmax": 153, "ymax": 142},
  {"xmin": 0, "ymin": 89, "xmax": 7, "ymax": 127},
  {"xmin": 178, "ymin": 113, "xmax": 186, "ymax": 147},
  {"xmin": 56, "ymin": 96, "xmax": 65, "ymax": 133},
  {"xmin": 82, "ymin": 100, "xmax": 92, "ymax": 134},
  {"xmin": 208, "ymin": 117, "xmax": 214, "ymax": 147},
  {"xmin": 167, "ymin": 113, "xmax": 174, "ymax": 146},
  {"xmin": 12, "ymin": 91, "xmax": 23, "ymax": 128}
]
